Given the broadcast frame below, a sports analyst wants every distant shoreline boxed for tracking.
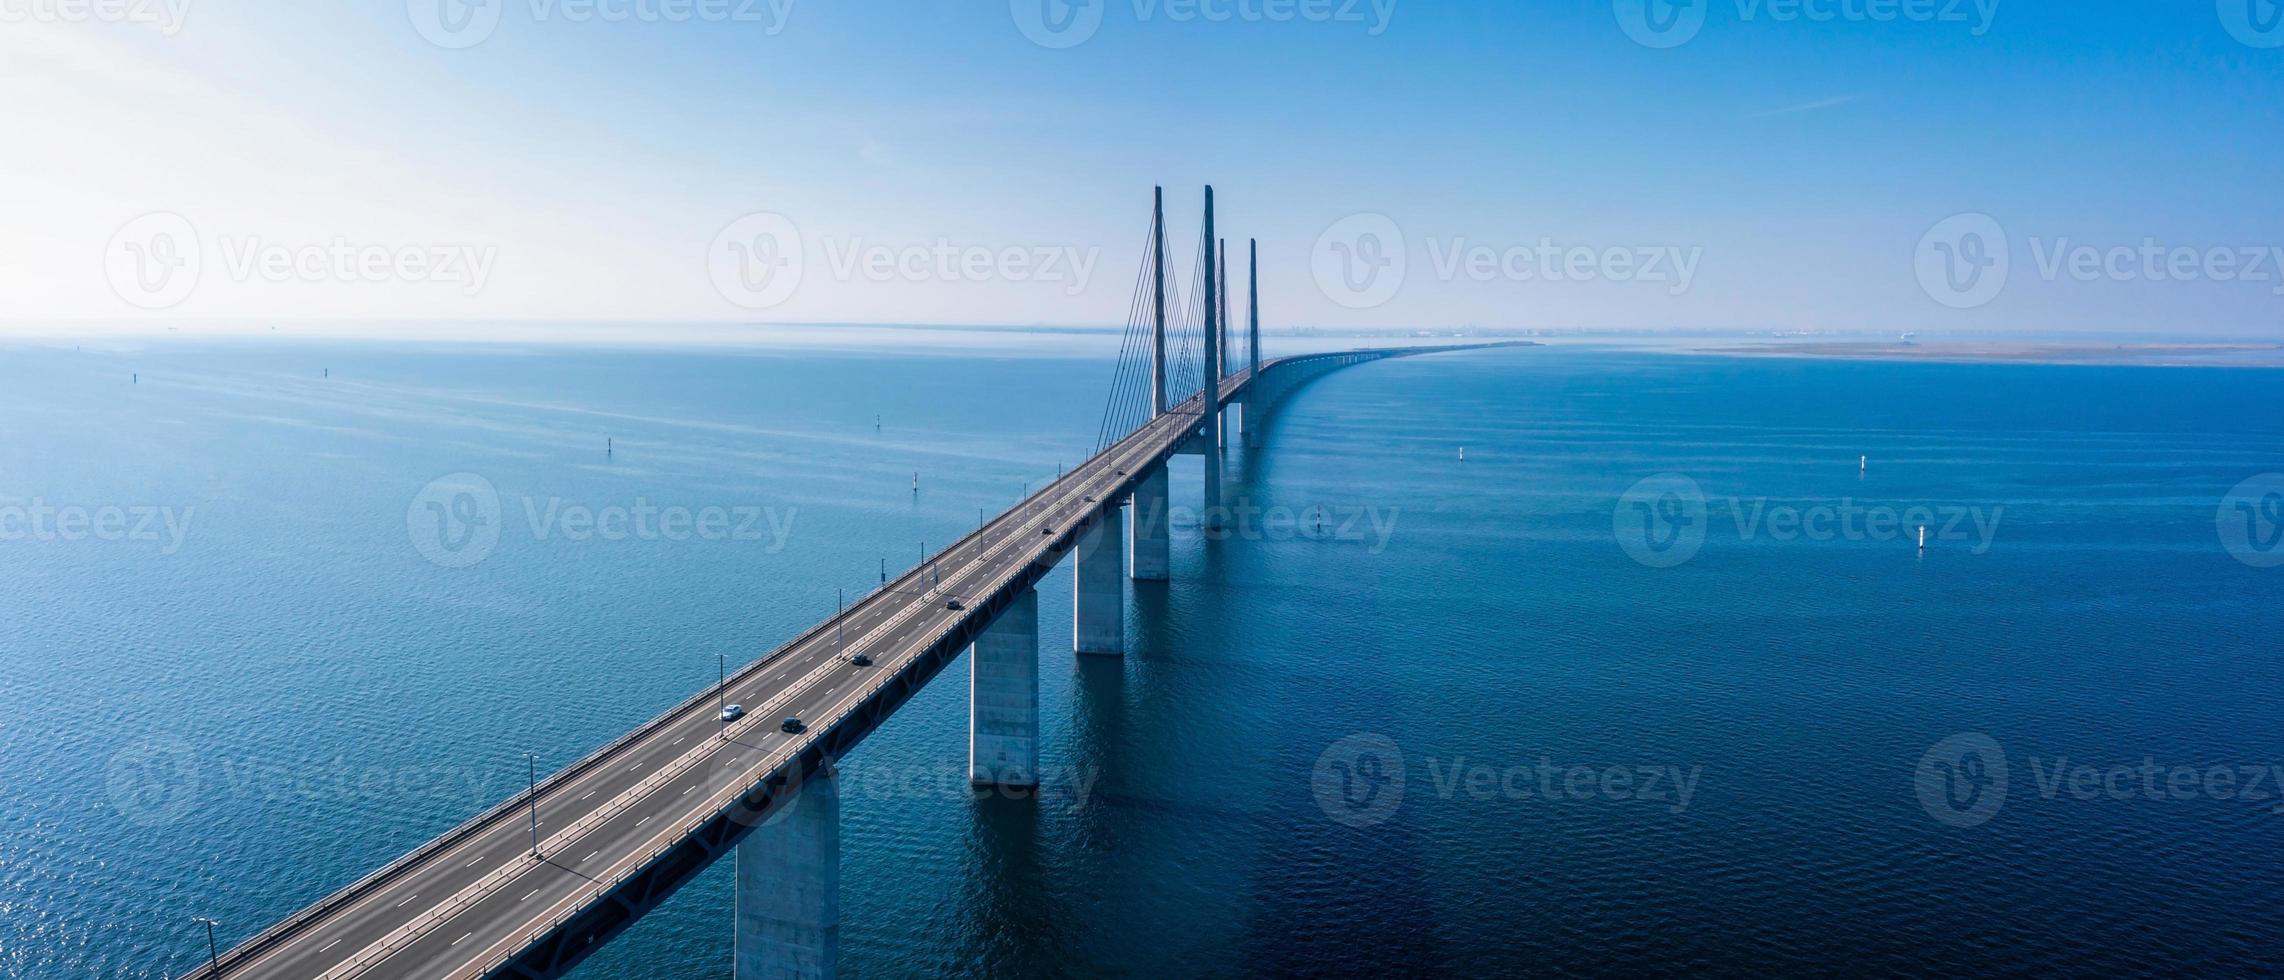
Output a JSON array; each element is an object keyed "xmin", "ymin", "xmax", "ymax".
[{"xmin": 1691, "ymin": 342, "xmax": 2284, "ymax": 368}]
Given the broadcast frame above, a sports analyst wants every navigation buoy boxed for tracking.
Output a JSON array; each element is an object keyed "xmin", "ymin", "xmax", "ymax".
[
  {"xmin": 1917, "ymin": 525, "xmax": 1926, "ymax": 551},
  {"xmin": 607, "ymin": 437, "xmax": 614, "ymax": 457},
  {"xmin": 323, "ymin": 368, "xmax": 330, "ymax": 379},
  {"xmin": 1859, "ymin": 455, "xmax": 1867, "ymax": 473},
  {"xmin": 875, "ymin": 414, "xmax": 881, "ymax": 432},
  {"xmin": 1459, "ymin": 447, "xmax": 1467, "ymax": 462},
  {"xmin": 132, "ymin": 373, "xmax": 137, "ymax": 384},
  {"xmin": 912, "ymin": 472, "xmax": 919, "ymax": 493}
]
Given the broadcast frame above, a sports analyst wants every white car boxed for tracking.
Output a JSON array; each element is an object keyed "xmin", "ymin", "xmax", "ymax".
[{"xmin": 720, "ymin": 704, "xmax": 745, "ymax": 722}]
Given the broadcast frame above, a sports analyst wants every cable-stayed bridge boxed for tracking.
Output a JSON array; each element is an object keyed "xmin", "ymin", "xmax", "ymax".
[{"xmin": 180, "ymin": 187, "xmax": 1523, "ymax": 980}]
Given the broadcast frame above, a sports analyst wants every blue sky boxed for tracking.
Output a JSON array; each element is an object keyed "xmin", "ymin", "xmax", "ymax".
[{"xmin": 3, "ymin": 0, "xmax": 2279, "ymax": 335}]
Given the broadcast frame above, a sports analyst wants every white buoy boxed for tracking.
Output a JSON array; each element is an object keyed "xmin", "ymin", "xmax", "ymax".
[
  {"xmin": 1860, "ymin": 455, "xmax": 1867, "ymax": 473},
  {"xmin": 1459, "ymin": 447, "xmax": 1467, "ymax": 462},
  {"xmin": 1917, "ymin": 525, "xmax": 1926, "ymax": 551},
  {"xmin": 912, "ymin": 472, "xmax": 919, "ymax": 493}
]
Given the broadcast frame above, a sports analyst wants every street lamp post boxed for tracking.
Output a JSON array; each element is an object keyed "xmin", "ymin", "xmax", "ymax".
[
  {"xmin": 717, "ymin": 653, "xmax": 727, "ymax": 740},
  {"xmin": 192, "ymin": 916, "xmax": 220, "ymax": 973},
  {"xmin": 524, "ymin": 753, "xmax": 539, "ymax": 857}
]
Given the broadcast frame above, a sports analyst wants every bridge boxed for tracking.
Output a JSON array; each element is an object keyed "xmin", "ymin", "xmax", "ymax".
[{"xmin": 180, "ymin": 188, "xmax": 1523, "ymax": 979}]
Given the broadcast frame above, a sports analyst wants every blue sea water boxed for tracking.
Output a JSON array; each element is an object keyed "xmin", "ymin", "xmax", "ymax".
[{"xmin": 0, "ymin": 337, "xmax": 2279, "ymax": 977}]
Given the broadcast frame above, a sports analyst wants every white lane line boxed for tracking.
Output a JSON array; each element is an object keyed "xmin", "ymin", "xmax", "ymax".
[
  {"xmin": 452, "ymin": 932, "xmax": 472, "ymax": 946},
  {"xmin": 319, "ymin": 938, "xmax": 341, "ymax": 953},
  {"xmin": 672, "ymin": 737, "xmax": 685, "ymax": 746},
  {"xmin": 584, "ymin": 850, "xmax": 599, "ymax": 863},
  {"xmin": 582, "ymin": 790, "xmax": 597, "ymax": 800},
  {"xmin": 464, "ymin": 858, "xmax": 482, "ymax": 868},
  {"xmin": 637, "ymin": 816, "xmax": 651, "ymax": 827},
  {"xmin": 521, "ymin": 889, "xmax": 538, "ymax": 902},
  {"xmin": 395, "ymin": 893, "xmax": 419, "ymax": 908}
]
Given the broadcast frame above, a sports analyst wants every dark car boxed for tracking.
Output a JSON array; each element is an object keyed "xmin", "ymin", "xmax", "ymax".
[
  {"xmin": 851, "ymin": 653, "xmax": 873, "ymax": 667},
  {"xmin": 780, "ymin": 717, "xmax": 805, "ymax": 734}
]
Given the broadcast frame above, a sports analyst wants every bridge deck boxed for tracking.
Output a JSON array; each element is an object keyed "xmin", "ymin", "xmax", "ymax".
[{"xmin": 186, "ymin": 345, "xmax": 1513, "ymax": 979}]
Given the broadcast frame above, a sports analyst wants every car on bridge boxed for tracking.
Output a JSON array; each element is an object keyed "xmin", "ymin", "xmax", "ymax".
[
  {"xmin": 781, "ymin": 717, "xmax": 805, "ymax": 734},
  {"xmin": 720, "ymin": 704, "xmax": 744, "ymax": 722},
  {"xmin": 945, "ymin": 599, "xmax": 964, "ymax": 611},
  {"xmin": 850, "ymin": 653, "xmax": 872, "ymax": 667}
]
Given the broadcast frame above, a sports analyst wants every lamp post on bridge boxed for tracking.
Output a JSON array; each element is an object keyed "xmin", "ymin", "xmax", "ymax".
[
  {"xmin": 192, "ymin": 916, "xmax": 221, "ymax": 973},
  {"xmin": 524, "ymin": 753, "xmax": 540, "ymax": 857}
]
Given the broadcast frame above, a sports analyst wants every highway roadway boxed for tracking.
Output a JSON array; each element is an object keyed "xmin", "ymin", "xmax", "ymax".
[{"xmin": 191, "ymin": 375, "xmax": 1240, "ymax": 979}]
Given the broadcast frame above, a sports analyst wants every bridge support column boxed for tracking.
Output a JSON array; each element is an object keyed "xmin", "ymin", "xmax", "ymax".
[
  {"xmin": 1129, "ymin": 464, "xmax": 1170, "ymax": 580},
  {"xmin": 1074, "ymin": 508, "xmax": 1124, "ymax": 655},
  {"xmin": 735, "ymin": 767, "xmax": 839, "ymax": 980},
  {"xmin": 970, "ymin": 589, "xmax": 1039, "ymax": 787}
]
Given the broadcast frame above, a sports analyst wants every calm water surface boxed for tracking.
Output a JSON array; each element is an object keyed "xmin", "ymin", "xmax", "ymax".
[{"xmin": 1, "ymin": 338, "xmax": 2279, "ymax": 977}]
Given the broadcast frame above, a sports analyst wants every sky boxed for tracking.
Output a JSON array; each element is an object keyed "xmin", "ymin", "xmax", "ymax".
[{"xmin": 1, "ymin": 0, "xmax": 2279, "ymax": 337}]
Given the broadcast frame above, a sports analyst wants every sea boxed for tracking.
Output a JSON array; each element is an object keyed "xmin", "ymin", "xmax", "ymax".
[{"xmin": 1, "ymin": 332, "xmax": 2279, "ymax": 977}]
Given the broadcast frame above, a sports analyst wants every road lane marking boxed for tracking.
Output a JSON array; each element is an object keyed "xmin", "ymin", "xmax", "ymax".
[
  {"xmin": 395, "ymin": 893, "xmax": 418, "ymax": 907},
  {"xmin": 319, "ymin": 938, "xmax": 340, "ymax": 953},
  {"xmin": 453, "ymin": 932, "xmax": 472, "ymax": 946},
  {"xmin": 521, "ymin": 889, "xmax": 538, "ymax": 902},
  {"xmin": 584, "ymin": 850, "xmax": 599, "ymax": 862}
]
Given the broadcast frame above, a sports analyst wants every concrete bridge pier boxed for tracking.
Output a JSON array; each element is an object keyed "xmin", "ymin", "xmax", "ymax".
[
  {"xmin": 1129, "ymin": 464, "xmax": 1170, "ymax": 580},
  {"xmin": 969, "ymin": 589, "xmax": 1040, "ymax": 788},
  {"xmin": 735, "ymin": 767, "xmax": 839, "ymax": 980},
  {"xmin": 1074, "ymin": 508, "xmax": 1124, "ymax": 655}
]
